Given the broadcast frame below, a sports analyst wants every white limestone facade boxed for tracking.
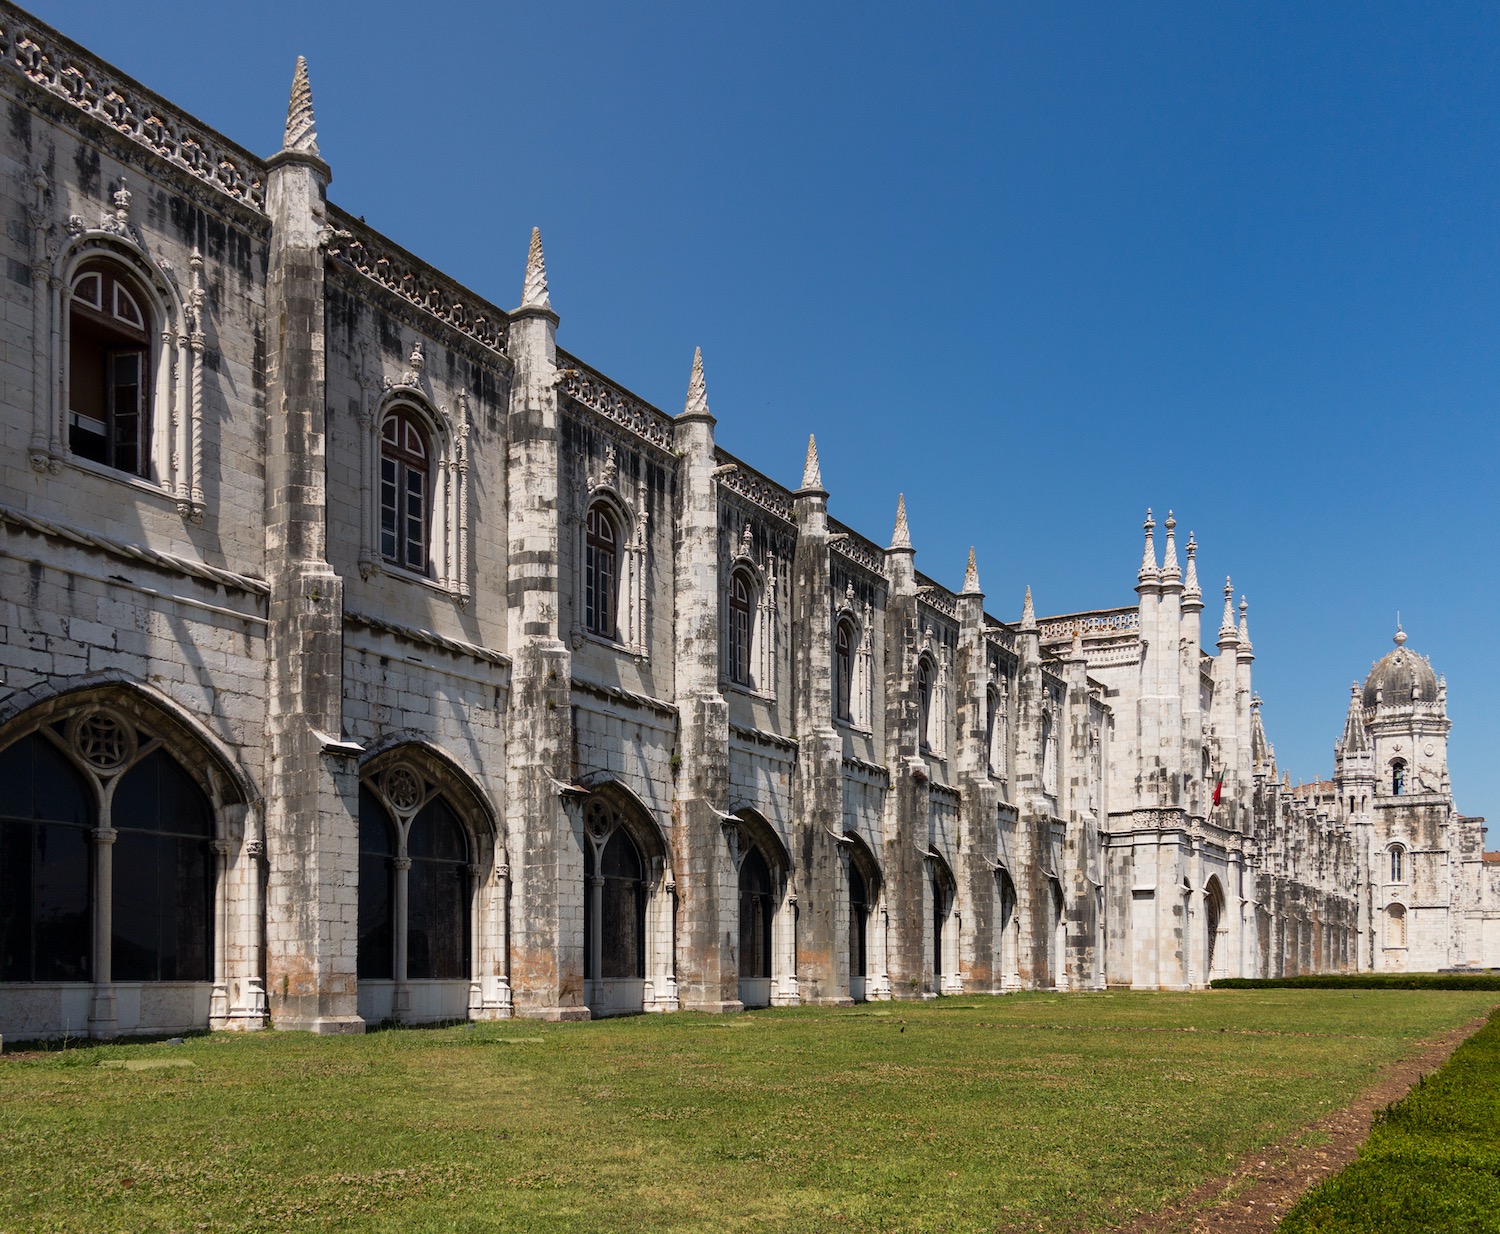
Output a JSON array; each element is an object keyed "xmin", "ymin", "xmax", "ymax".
[{"xmin": 0, "ymin": 3, "xmax": 1494, "ymax": 1039}]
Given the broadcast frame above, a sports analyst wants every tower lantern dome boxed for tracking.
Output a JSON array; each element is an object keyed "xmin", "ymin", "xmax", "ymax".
[{"xmin": 1362, "ymin": 626, "xmax": 1438, "ymax": 708}]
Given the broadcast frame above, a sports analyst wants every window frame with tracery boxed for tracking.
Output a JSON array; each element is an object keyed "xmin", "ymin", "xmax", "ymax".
[
  {"xmin": 584, "ymin": 502, "xmax": 620, "ymax": 641},
  {"xmin": 379, "ymin": 408, "xmax": 432, "ymax": 574}
]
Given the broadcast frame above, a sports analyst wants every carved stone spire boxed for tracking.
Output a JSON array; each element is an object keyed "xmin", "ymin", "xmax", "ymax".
[
  {"xmin": 1020, "ymin": 585, "xmax": 1036, "ymax": 631},
  {"xmin": 521, "ymin": 227, "xmax": 551, "ymax": 310},
  {"xmin": 962, "ymin": 546, "xmax": 981, "ymax": 595},
  {"xmin": 1137, "ymin": 508, "xmax": 1159, "ymax": 584},
  {"xmin": 1218, "ymin": 577, "xmax": 1238, "ymax": 644},
  {"xmin": 1238, "ymin": 596, "xmax": 1252, "ymax": 653},
  {"xmin": 1340, "ymin": 682, "xmax": 1369, "ymax": 754},
  {"xmin": 1160, "ymin": 510, "xmax": 1180, "ymax": 582},
  {"xmin": 1182, "ymin": 531, "xmax": 1201, "ymax": 603},
  {"xmin": 683, "ymin": 346, "xmax": 710, "ymax": 418},
  {"xmin": 282, "ymin": 56, "xmax": 320, "ymax": 155},
  {"xmin": 889, "ymin": 493, "xmax": 912, "ymax": 551},
  {"xmin": 800, "ymin": 434, "xmax": 823, "ymax": 491}
]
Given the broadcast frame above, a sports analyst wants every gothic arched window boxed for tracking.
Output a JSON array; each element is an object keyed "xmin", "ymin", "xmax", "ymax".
[
  {"xmin": 1389, "ymin": 844, "xmax": 1406, "ymax": 884},
  {"xmin": 738, "ymin": 846, "xmax": 773, "ymax": 982},
  {"xmin": 1391, "ymin": 760, "xmax": 1407, "ymax": 796},
  {"xmin": 728, "ymin": 570, "xmax": 755, "ymax": 687},
  {"xmin": 380, "ymin": 409, "xmax": 431, "ymax": 573},
  {"xmin": 916, "ymin": 658, "xmax": 934, "ymax": 752},
  {"xmin": 357, "ymin": 786, "xmax": 396, "ymax": 980},
  {"xmin": 584, "ymin": 503, "xmax": 619, "ymax": 639},
  {"xmin": 848, "ymin": 860, "xmax": 869, "ymax": 984},
  {"xmin": 68, "ymin": 261, "xmax": 152, "ymax": 477},
  {"xmin": 406, "ymin": 798, "xmax": 471, "ymax": 981},
  {"xmin": 585, "ymin": 827, "xmax": 646, "ymax": 981},
  {"xmin": 834, "ymin": 619, "xmax": 855, "ymax": 722}
]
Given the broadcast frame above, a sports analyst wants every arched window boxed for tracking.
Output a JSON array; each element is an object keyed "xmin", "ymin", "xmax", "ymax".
[
  {"xmin": 380, "ymin": 409, "xmax": 431, "ymax": 572},
  {"xmin": 848, "ymin": 860, "xmax": 869, "ymax": 989},
  {"xmin": 0, "ymin": 707, "xmax": 225, "ymax": 1001},
  {"xmin": 930, "ymin": 860, "xmax": 955, "ymax": 988},
  {"xmin": 728, "ymin": 570, "xmax": 755, "ymax": 687},
  {"xmin": 110, "ymin": 749, "xmax": 214, "ymax": 982},
  {"xmin": 585, "ymin": 827, "xmax": 646, "ymax": 981},
  {"xmin": 1389, "ymin": 844, "xmax": 1406, "ymax": 884},
  {"xmin": 0, "ymin": 732, "xmax": 94, "ymax": 982},
  {"xmin": 358, "ymin": 777, "xmax": 472, "ymax": 986},
  {"xmin": 834, "ymin": 619, "xmax": 855, "ymax": 722},
  {"xmin": 1391, "ymin": 760, "xmax": 1407, "ymax": 796},
  {"xmin": 1204, "ymin": 878, "xmax": 1225, "ymax": 979},
  {"xmin": 986, "ymin": 687, "xmax": 1000, "ymax": 775},
  {"xmin": 916, "ymin": 658, "xmax": 934, "ymax": 752},
  {"xmin": 738, "ymin": 847, "xmax": 773, "ymax": 983},
  {"xmin": 584, "ymin": 503, "xmax": 619, "ymax": 639},
  {"xmin": 68, "ymin": 261, "xmax": 152, "ymax": 477}
]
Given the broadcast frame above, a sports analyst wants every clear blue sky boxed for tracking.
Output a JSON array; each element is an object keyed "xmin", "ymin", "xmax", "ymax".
[{"xmin": 34, "ymin": 1, "xmax": 1500, "ymax": 831}]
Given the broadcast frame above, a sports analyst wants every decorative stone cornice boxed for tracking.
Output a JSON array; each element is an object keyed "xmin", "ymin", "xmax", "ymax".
[
  {"xmin": 343, "ymin": 609, "xmax": 509, "ymax": 667},
  {"xmin": 326, "ymin": 212, "xmax": 509, "ymax": 355},
  {"xmin": 0, "ymin": 8, "xmax": 266, "ymax": 210},
  {"xmin": 558, "ymin": 350, "xmax": 674, "ymax": 450},
  {"xmin": 716, "ymin": 455, "xmax": 795, "ymax": 524}
]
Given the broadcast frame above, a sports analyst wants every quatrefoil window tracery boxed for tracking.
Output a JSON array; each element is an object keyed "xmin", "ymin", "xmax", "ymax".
[{"xmin": 70, "ymin": 709, "xmax": 136, "ymax": 772}]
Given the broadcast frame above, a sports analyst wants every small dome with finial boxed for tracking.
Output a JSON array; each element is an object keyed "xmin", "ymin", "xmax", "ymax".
[{"xmin": 1363, "ymin": 623, "xmax": 1436, "ymax": 708}]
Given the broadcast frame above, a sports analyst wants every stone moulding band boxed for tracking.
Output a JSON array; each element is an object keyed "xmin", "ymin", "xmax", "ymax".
[
  {"xmin": 716, "ymin": 454, "xmax": 795, "ymax": 524},
  {"xmin": 343, "ymin": 609, "xmax": 509, "ymax": 667},
  {"xmin": 0, "ymin": 7, "xmax": 266, "ymax": 211},
  {"xmin": 0, "ymin": 502, "xmax": 268, "ymax": 595},
  {"xmin": 1036, "ymin": 608, "xmax": 1141, "ymax": 642}
]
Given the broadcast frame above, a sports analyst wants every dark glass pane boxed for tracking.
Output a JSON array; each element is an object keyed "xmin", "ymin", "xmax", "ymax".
[
  {"xmin": 739, "ymin": 847, "xmax": 771, "ymax": 896},
  {"xmin": 600, "ymin": 875, "xmax": 643, "ymax": 979},
  {"xmin": 33, "ymin": 824, "xmax": 91, "ymax": 982},
  {"xmin": 111, "ymin": 831, "xmax": 160, "ymax": 981},
  {"xmin": 601, "ymin": 829, "xmax": 642, "ymax": 880},
  {"xmin": 408, "ymin": 799, "xmax": 467, "ymax": 863},
  {"xmin": 407, "ymin": 858, "xmax": 468, "ymax": 980},
  {"xmin": 30, "ymin": 736, "xmax": 93, "ymax": 827},
  {"xmin": 161, "ymin": 835, "xmax": 212, "ymax": 980},
  {"xmin": 849, "ymin": 861, "xmax": 868, "ymax": 980},
  {"xmin": 358, "ymin": 788, "xmax": 395, "ymax": 856},
  {"xmin": 115, "ymin": 750, "xmax": 212, "ymax": 838},
  {"xmin": 357, "ymin": 851, "xmax": 394, "ymax": 979}
]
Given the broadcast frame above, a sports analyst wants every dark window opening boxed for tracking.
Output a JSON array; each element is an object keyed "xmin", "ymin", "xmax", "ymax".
[
  {"xmin": 584, "ymin": 504, "xmax": 618, "ymax": 639},
  {"xmin": 406, "ymin": 797, "xmax": 470, "ymax": 981},
  {"xmin": 357, "ymin": 787, "xmax": 396, "ymax": 980},
  {"xmin": 728, "ymin": 571, "xmax": 754, "ymax": 686},
  {"xmin": 834, "ymin": 620, "xmax": 854, "ymax": 721},
  {"xmin": 917, "ymin": 659, "xmax": 934, "ymax": 751},
  {"xmin": 738, "ymin": 846, "xmax": 773, "ymax": 979},
  {"xmin": 69, "ymin": 263, "xmax": 150, "ymax": 477},
  {"xmin": 849, "ymin": 860, "xmax": 869, "ymax": 982},
  {"xmin": 586, "ymin": 827, "xmax": 646, "ymax": 980}
]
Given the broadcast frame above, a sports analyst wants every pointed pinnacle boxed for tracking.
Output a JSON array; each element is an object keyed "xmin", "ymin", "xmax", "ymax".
[
  {"xmin": 1219, "ymin": 576, "xmax": 1237, "ymax": 640},
  {"xmin": 1161, "ymin": 510, "xmax": 1180, "ymax": 580},
  {"xmin": 283, "ymin": 56, "xmax": 319, "ymax": 155},
  {"xmin": 1238, "ymin": 595, "xmax": 1253, "ymax": 653},
  {"xmin": 1138, "ymin": 507, "xmax": 1159, "ymax": 583},
  {"xmin": 890, "ymin": 493, "xmax": 912, "ymax": 550},
  {"xmin": 1182, "ymin": 531, "xmax": 1200, "ymax": 598},
  {"xmin": 521, "ymin": 227, "xmax": 550, "ymax": 310},
  {"xmin": 801, "ymin": 434, "xmax": 823, "ymax": 490},
  {"xmin": 963, "ymin": 546, "xmax": 981, "ymax": 595},
  {"xmin": 683, "ymin": 346, "xmax": 710, "ymax": 417},
  {"xmin": 1020, "ymin": 585, "xmax": 1036, "ymax": 631}
]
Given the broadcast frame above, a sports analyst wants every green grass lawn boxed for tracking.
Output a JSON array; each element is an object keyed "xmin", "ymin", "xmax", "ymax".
[
  {"xmin": 1279, "ymin": 1005, "xmax": 1500, "ymax": 1234},
  {"xmin": 1, "ymin": 990, "xmax": 1493, "ymax": 1234}
]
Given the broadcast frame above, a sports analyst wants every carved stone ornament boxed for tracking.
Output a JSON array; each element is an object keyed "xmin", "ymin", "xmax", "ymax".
[
  {"xmin": 738, "ymin": 521, "xmax": 754, "ymax": 558},
  {"xmin": 70, "ymin": 709, "xmax": 136, "ymax": 773},
  {"xmin": 383, "ymin": 764, "xmax": 423, "ymax": 812}
]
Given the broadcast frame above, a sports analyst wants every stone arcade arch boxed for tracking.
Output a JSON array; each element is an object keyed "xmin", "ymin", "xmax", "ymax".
[
  {"xmin": 927, "ymin": 851, "xmax": 959, "ymax": 995},
  {"xmin": 356, "ymin": 741, "xmax": 509, "ymax": 1025},
  {"xmin": 1204, "ymin": 875, "xmax": 1227, "ymax": 982},
  {"xmin": 579, "ymin": 785, "xmax": 677, "ymax": 1016},
  {"xmin": 728, "ymin": 809, "xmax": 797, "ymax": 1009},
  {"xmin": 843, "ymin": 832, "xmax": 885, "ymax": 1002},
  {"xmin": 0, "ymin": 679, "xmax": 259, "ymax": 1039}
]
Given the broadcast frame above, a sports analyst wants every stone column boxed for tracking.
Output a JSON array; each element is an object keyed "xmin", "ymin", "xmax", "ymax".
[
  {"xmin": 88, "ymin": 826, "xmax": 117, "ymax": 1038},
  {"xmin": 955, "ymin": 551, "xmax": 997, "ymax": 995}
]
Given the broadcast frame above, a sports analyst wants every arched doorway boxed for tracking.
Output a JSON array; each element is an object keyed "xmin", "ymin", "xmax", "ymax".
[{"xmin": 929, "ymin": 853, "xmax": 958, "ymax": 995}]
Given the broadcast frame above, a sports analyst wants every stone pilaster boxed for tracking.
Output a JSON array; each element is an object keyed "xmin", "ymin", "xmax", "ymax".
[
  {"xmin": 955, "ymin": 552, "xmax": 997, "ymax": 993},
  {"xmin": 504, "ymin": 233, "xmax": 583, "ymax": 1020},
  {"xmin": 881, "ymin": 499, "xmax": 926, "ymax": 999},
  {"xmin": 261, "ymin": 68, "xmax": 363, "ymax": 1033},
  {"xmin": 790, "ymin": 440, "xmax": 846, "ymax": 1004},
  {"xmin": 670, "ymin": 351, "xmax": 735, "ymax": 1011}
]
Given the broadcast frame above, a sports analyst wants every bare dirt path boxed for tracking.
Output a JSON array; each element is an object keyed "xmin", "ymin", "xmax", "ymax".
[{"xmin": 1124, "ymin": 1012, "xmax": 1492, "ymax": 1234}]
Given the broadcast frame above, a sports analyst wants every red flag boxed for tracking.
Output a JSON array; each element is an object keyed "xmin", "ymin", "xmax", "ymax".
[{"xmin": 1212, "ymin": 776, "xmax": 1223, "ymax": 806}]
